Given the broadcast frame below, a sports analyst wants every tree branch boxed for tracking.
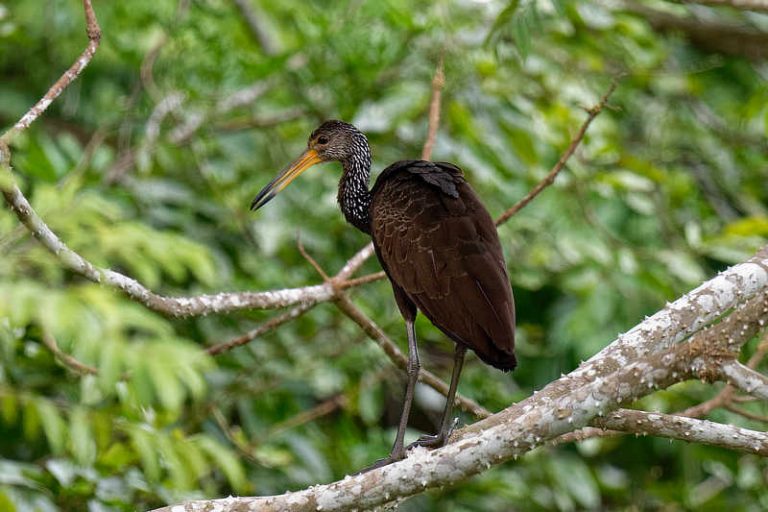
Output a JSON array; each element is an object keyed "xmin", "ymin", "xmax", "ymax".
[
  {"xmin": 421, "ymin": 56, "xmax": 445, "ymax": 161},
  {"xmin": 720, "ymin": 360, "xmax": 768, "ymax": 401},
  {"xmin": 532, "ymin": 246, "xmax": 768, "ymax": 408},
  {"xmin": 206, "ymin": 302, "xmax": 317, "ymax": 355},
  {"xmin": 230, "ymin": 0, "xmax": 277, "ymax": 55},
  {"xmin": 592, "ymin": 408, "xmax": 768, "ymax": 456},
  {"xmin": 0, "ymin": 0, "xmax": 101, "ymax": 144},
  {"xmin": 41, "ymin": 331, "xmax": 98, "ymax": 376},
  {"xmin": 677, "ymin": 0, "xmax": 768, "ymax": 13},
  {"xmin": 495, "ymin": 78, "xmax": 619, "ymax": 226}
]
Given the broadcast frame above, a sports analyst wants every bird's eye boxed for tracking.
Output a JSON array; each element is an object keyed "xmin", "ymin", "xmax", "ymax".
[{"xmin": 317, "ymin": 136, "xmax": 329, "ymax": 145}]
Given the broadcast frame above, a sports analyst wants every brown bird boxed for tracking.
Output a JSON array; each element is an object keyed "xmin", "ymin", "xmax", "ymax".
[{"xmin": 251, "ymin": 120, "xmax": 515, "ymax": 468}]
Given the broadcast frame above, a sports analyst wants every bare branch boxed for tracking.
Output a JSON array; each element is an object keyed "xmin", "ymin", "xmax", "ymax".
[
  {"xmin": 41, "ymin": 332, "xmax": 97, "ymax": 376},
  {"xmin": 678, "ymin": 333, "xmax": 768, "ymax": 417},
  {"xmin": 724, "ymin": 404, "xmax": 768, "ymax": 423},
  {"xmin": 495, "ymin": 78, "xmax": 619, "ymax": 226},
  {"xmin": 677, "ymin": 0, "xmax": 768, "ymax": 13},
  {"xmin": 6, "ymin": 171, "xmax": 337, "ymax": 314},
  {"xmin": 230, "ymin": 0, "xmax": 278, "ymax": 55},
  {"xmin": 629, "ymin": 3, "xmax": 768, "ymax": 61},
  {"xmin": 268, "ymin": 395, "xmax": 347, "ymax": 437},
  {"xmin": 339, "ymin": 271, "xmax": 386, "ymax": 290},
  {"xmin": 336, "ymin": 243, "xmax": 376, "ymax": 281},
  {"xmin": 678, "ymin": 384, "xmax": 736, "ymax": 418},
  {"xmin": 720, "ymin": 360, "xmax": 768, "ymax": 401},
  {"xmin": 592, "ymin": 408, "xmax": 768, "ymax": 456},
  {"xmin": 0, "ymin": 0, "xmax": 101, "ymax": 144},
  {"xmin": 421, "ymin": 56, "xmax": 445, "ymax": 161},
  {"xmin": 206, "ymin": 302, "xmax": 317, "ymax": 355}
]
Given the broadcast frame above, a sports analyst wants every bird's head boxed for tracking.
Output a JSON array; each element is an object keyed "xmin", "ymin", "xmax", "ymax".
[{"xmin": 250, "ymin": 120, "xmax": 366, "ymax": 211}]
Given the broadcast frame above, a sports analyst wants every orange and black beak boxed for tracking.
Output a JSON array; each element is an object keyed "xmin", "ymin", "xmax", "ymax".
[{"xmin": 250, "ymin": 149, "xmax": 323, "ymax": 211}]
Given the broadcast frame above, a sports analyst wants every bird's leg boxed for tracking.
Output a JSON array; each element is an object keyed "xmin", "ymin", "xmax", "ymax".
[
  {"xmin": 408, "ymin": 343, "xmax": 466, "ymax": 450},
  {"xmin": 356, "ymin": 318, "xmax": 420, "ymax": 474},
  {"xmin": 390, "ymin": 318, "xmax": 421, "ymax": 459}
]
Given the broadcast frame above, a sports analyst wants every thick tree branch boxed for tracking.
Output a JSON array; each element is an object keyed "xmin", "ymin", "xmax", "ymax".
[
  {"xmin": 532, "ymin": 246, "xmax": 768, "ymax": 409},
  {"xmin": 678, "ymin": 0, "xmax": 768, "ymax": 13},
  {"xmin": 628, "ymin": 3, "xmax": 768, "ymax": 60}
]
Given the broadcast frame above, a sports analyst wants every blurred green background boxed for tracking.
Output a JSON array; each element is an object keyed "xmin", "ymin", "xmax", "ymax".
[{"xmin": 1, "ymin": 0, "xmax": 767, "ymax": 510}]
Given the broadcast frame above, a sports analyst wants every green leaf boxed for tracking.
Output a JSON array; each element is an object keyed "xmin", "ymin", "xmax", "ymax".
[
  {"xmin": 156, "ymin": 432, "xmax": 192, "ymax": 489},
  {"xmin": 197, "ymin": 436, "xmax": 248, "ymax": 493},
  {"xmin": 35, "ymin": 399, "xmax": 66, "ymax": 455},
  {"xmin": 69, "ymin": 406, "xmax": 96, "ymax": 465},
  {"xmin": 97, "ymin": 339, "xmax": 123, "ymax": 394},
  {"xmin": 128, "ymin": 426, "xmax": 160, "ymax": 482},
  {"xmin": 1, "ymin": 394, "xmax": 18, "ymax": 424}
]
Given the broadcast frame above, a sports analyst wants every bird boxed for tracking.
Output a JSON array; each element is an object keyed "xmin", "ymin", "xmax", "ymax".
[{"xmin": 251, "ymin": 120, "xmax": 515, "ymax": 469}]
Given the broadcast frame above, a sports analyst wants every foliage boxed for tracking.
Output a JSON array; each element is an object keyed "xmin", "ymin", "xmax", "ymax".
[{"xmin": 1, "ymin": 0, "xmax": 767, "ymax": 510}]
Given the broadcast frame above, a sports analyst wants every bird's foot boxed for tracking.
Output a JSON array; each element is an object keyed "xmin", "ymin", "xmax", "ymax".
[
  {"xmin": 406, "ymin": 417, "xmax": 459, "ymax": 451},
  {"xmin": 354, "ymin": 448, "xmax": 406, "ymax": 475}
]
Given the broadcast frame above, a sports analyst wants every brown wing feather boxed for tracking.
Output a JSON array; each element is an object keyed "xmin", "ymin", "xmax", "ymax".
[{"xmin": 371, "ymin": 161, "xmax": 516, "ymax": 371}]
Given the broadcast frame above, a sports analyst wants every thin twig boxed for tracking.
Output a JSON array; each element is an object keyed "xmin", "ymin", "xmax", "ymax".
[
  {"xmin": 495, "ymin": 78, "xmax": 619, "ymax": 226},
  {"xmin": 678, "ymin": 385, "xmax": 736, "ymax": 418},
  {"xmin": 206, "ymin": 302, "xmax": 317, "ymax": 355},
  {"xmin": 1, "ymin": 0, "xmax": 101, "ymax": 144},
  {"xmin": 268, "ymin": 395, "xmax": 347, "ymax": 437},
  {"xmin": 421, "ymin": 56, "xmax": 445, "ymax": 161},
  {"xmin": 339, "ymin": 272, "xmax": 387, "ymax": 290},
  {"xmin": 41, "ymin": 332, "xmax": 98, "ymax": 376},
  {"xmin": 336, "ymin": 243, "xmax": 376, "ymax": 281},
  {"xmin": 724, "ymin": 404, "xmax": 768, "ymax": 423},
  {"xmin": 297, "ymin": 235, "xmax": 330, "ymax": 281}
]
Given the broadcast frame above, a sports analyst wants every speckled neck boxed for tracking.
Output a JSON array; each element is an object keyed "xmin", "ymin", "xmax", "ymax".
[{"xmin": 337, "ymin": 132, "xmax": 373, "ymax": 234}]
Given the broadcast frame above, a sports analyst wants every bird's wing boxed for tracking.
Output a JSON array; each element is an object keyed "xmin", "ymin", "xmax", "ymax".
[{"xmin": 371, "ymin": 161, "xmax": 516, "ymax": 371}]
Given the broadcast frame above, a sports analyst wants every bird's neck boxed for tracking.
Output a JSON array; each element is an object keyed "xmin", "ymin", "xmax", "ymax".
[{"xmin": 338, "ymin": 139, "xmax": 373, "ymax": 234}]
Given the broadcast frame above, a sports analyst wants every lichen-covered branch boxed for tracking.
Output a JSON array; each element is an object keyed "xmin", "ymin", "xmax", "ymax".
[
  {"xmin": 535, "ymin": 246, "xmax": 768, "ymax": 407},
  {"xmin": 592, "ymin": 408, "xmax": 768, "ymax": 456}
]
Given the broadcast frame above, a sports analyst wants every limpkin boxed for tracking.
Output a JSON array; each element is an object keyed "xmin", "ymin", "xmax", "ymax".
[{"xmin": 251, "ymin": 120, "xmax": 515, "ymax": 467}]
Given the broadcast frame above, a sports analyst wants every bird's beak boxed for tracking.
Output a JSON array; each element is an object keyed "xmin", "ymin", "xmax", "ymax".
[{"xmin": 250, "ymin": 149, "xmax": 323, "ymax": 211}]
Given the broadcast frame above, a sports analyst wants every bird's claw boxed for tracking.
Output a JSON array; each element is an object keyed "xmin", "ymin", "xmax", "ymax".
[
  {"xmin": 354, "ymin": 454, "xmax": 403, "ymax": 475},
  {"xmin": 406, "ymin": 417, "xmax": 459, "ymax": 451}
]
